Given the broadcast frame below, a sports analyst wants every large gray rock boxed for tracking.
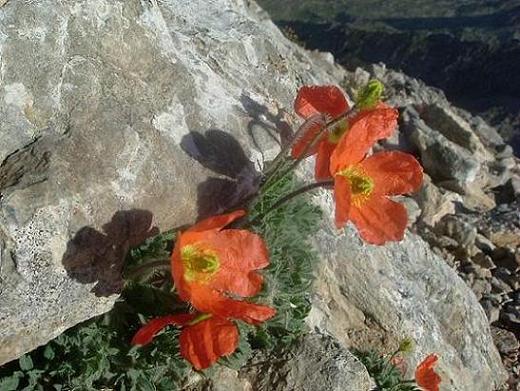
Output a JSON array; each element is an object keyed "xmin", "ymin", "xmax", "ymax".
[
  {"xmin": 0, "ymin": 0, "xmax": 345, "ymax": 365},
  {"xmin": 306, "ymin": 187, "xmax": 507, "ymax": 391}
]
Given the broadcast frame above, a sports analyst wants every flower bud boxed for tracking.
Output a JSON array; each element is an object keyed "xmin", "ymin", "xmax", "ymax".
[
  {"xmin": 398, "ymin": 337, "xmax": 415, "ymax": 354},
  {"xmin": 356, "ymin": 79, "xmax": 384, "ymax": 110}
]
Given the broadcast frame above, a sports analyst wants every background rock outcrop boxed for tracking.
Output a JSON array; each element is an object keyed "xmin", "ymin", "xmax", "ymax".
[{"xmin": 0, "ymin": 0, "xmax": 511, "ymax": 389}]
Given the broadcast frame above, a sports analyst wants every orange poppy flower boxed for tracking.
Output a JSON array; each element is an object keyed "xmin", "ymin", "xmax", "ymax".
[
  {"xmin": 415, "ymin": 354, "xmax": 441, "ymax": 391},
  {"xmin": 132, "ymin": 313, "xmax": 239, "ymax": 370},
  {"xmin": 291, "ymin": 85, "xmax": 398, "ymax": 180},
  {"xmin": 172, "ymin": 210, "xmax": 276, "ymax": 324},
  {"xmin": 329, "ymin": 120, "xmax": 423, "ymax": 244}
]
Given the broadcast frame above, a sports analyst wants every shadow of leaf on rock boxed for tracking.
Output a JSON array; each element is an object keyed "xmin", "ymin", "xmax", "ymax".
[
  {"xmin": 62, "ymin": 209, "xmax": 159, "ymax": 297},
  {"xmin": 181, "ymin": 129, "xmax": 261, "ymax": 220}
]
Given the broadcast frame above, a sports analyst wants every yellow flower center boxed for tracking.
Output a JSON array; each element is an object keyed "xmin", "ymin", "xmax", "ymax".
[
  {"xmin": 181, "ymin": 245, "xmax": 220, "ymax": 283},
  {"xmin": 338, "ymin": 166, "xmax": 374, "ymax": 206},
  {"xmin": 328, "ymin": 119, "xmax": 349, "ymax": 144}
]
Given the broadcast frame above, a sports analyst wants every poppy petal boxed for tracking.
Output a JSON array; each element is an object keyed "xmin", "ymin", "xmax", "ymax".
[
  {"xmin": 330, "ymin": 106, "xmax": 398, "ymax": 174},
  {"xmin": 415, "ymin": 354, "xmax": 441, "ymax": 391},
  {"xmin": 315, "ymin": 141, "xmax": 336, "ymax": 180},
  {"xmin": 291, "ymin": 116, "xmax": 327, "ymax": 159},
  {"xmin": 171, "ymin": 236, "xmax": 190, "ymax": 302},
  {"xmin": 294, "ymin": 85, "xmax": 349, "ymax": 119},
  {"xmin": 131, "ymin": 314, "xmax": 196, "ymax": 346},
  {"xmin": 349, "ymin": 196, "xmax": 408, "ymax": 245},
  {"xmin": 188, "ymin": 210, "xmax": 246, "ymax": 233},
  {"xmin": 180, "ymin": 316, "xmax": 239, "ymax": 370},
  {"xmin": 190, "ymin": 285, "xmax": 276, "ymax": 324},
  {"xmin": 360, "ymin": 151, "xmax": 423, "ymax": 196},
  {"xmin": 334, "ymin": 175, "xmax": 352, "ymax": 229},
  {"xmin": 181, "ymin": 228, "xmax": 269, "ymax": 297}
]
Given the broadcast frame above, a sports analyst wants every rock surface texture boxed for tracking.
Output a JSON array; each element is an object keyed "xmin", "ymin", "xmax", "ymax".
[{"xmin": 0, "ymin": 1, "xmax": 510, "ymax": 390}]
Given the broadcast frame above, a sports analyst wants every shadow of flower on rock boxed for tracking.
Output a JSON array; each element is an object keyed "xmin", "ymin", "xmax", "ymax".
[
  {"xmin": 62, "ymin": 209, "xmax": 158, "ymax": 297},
  {"xmin": 240, "ymin": 93, "xmax": 294, "ymax": 153},
  {"xmin": 181, "ymin": 129, "xmax": 261, "ymax": 220}
]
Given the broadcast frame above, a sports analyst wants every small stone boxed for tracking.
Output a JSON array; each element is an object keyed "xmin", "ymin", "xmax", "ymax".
[
  {"xmin": 473, "ymin": 252, "xmax": 496, "ymax": 269},
  {"xmin": 491, "ymin": 277, "xmax": 513, "ymax": 294},
  {"xmin": 413, "ymin": 175, "xmax": 461, "ymax": 226},
  {"xmin": 435, "ymin": 215, "xmax": 477, "ymax": 252},
  {"xmin": 496, "ymin": 145, "xmax": 514, "ymax": 159},
  {"xmin": 501, "ymin": 311, "xmax": 520, "ymax": 325},
  {"xmin": 475, "ymin": 234, "xmax": 496, "ymax": 254},
  {"xmin": 472, "ymin": 278, "xmax": 492, "ymax": 300},
  {"xmin": 480, "ymin": 299, "xmax": 500, "ymax": 323},
  {"xmin": 491, "ymin": 327, "xmax": 520, "ymax": 355},
  {"xmin": 497, "ymin": 157, "xmax": 516, "ymax": 170}
]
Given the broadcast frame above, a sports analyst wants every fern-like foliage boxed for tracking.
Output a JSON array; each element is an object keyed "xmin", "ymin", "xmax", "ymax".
[{"xmin": 354, "ymin": 350, "xmax": 421, "ymax": 391}]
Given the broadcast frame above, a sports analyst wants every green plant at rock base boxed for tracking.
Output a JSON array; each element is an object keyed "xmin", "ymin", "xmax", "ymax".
[
  {"xmin": 354, "ymin": 341, "xmax": 440, "ymax": 391},
  {"xmin": 355, "ymin": 350, "xmax": 420, "ymax": 391},
  {"xmin": 0, "ymin": 174, "xmax": 321, "ymax": 390}
]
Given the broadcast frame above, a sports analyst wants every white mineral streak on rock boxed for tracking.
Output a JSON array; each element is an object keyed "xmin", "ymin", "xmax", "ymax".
[{"xmin": 3, "ymin": 82, "xmax": 32, "ymax": 108}]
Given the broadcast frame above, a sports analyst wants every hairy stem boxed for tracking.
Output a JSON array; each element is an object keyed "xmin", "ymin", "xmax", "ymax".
[
  {"xmin": 262, "ymin": 105, "xmax": 358, "ymax": 194},
  {"xmin": 125, "ymin": 259, "xmax": 171, "ymax": 281},
  {"xmin": 247, "ymin": 180, "xmax": 333, "ymax": 227}
]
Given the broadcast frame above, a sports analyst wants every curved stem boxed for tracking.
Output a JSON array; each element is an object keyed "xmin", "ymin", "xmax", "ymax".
[
  {"xmin": 246, "ymin": 180, "xmax": 333, "ymax": 228},
  {"xmin": 125, "ymin": 259, "xmax": 171, "ymax": 280},
  {"xmin": 261, "ymin": 105, "xmax": 359, "ymax": 194}
]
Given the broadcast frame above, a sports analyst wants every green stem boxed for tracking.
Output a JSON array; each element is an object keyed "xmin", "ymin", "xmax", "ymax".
[
  {"xmin": 261, "ymin": 105, "xmax": 359, "ymax": 194},
  {"xmin": 124, "ymin": 259, "xmax": 171, "ymax": 280},
  {"xmin": 246, "ymin": 180, "xmax": 333, "ymax": 228},
  {"xmin": 187, "ymin": 313, "xmax": 212, "ymax": 326}
]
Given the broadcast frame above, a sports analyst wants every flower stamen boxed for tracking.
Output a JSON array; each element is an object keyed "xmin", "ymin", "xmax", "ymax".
[
  {"xmin": 338, "ymin": 166, "xmax": 374, "ymax": 206},
  {"xmin": 181, "ymin": 245, "xmax": 220, "ymax": 283}
]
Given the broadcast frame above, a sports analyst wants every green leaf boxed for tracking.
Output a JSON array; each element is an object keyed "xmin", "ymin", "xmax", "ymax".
[
  {"xmin": 43, "ymin": 345, "xmax": 55, "ymax": 360},
  {"xmin": 0, "ymin": 374, "xmax": 21, "ymax": 391},
  {"xmin": 19, "ymin": 355, "xmax": 34, "ymax": 371}
]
